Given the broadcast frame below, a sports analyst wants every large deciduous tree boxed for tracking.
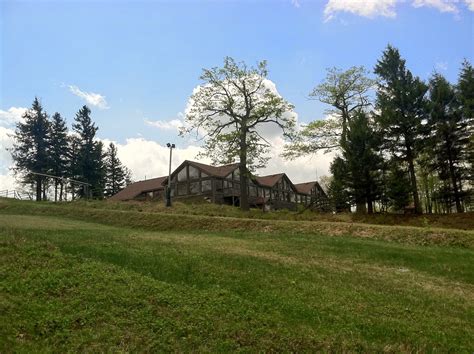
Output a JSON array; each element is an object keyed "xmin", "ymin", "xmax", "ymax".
[
  {"xmin": 284, "ymin": 66, "xmax": 374, "ymax": 158},
  {"xmin": 374, "ymin": 45, "xmax": 428, "ymax": 214},
  {"xmin": 11, "ymin": 97, "xmax": 50, "ymax": 201},
  {"xmin": 181, "ymin": 57, "xmax": 296, "ymax": 210}
]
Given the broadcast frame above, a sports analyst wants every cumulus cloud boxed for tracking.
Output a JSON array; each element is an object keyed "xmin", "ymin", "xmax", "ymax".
[
  {"xmin": 324, "ymin": 0, "xmax": 398, "ymax": 21},
  {"xmin": 464, "ymin": 0, "xmax": 474, "ymax": 10},
  {"xmin": 324, "ymin": 0, "xmax": 471, "ymax": 20},
  {"xmin": 0, "ymin": 107, "xmax": 27, "ymax": 127},
  {"xmin": 412, "ymin": 0, "xmax": 459, "ymax": 13},
  {"xmin": 104, "ymin": 136, "xmax": 332, "ymax": 185},
  {"xmin": 0, "ymin": 126, "xmax": 17, "ymax": 190},
  {"xmin": 68, "ymin": 85, "xmax": 109, "ymax": 109},
  {"xmin": 144, "ymin": 118, "xmax": 183, "ymax": 131}
]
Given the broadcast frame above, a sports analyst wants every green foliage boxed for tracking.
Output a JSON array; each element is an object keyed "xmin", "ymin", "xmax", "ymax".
[
  {"xmin": 284, "ymin": 66, "xmax": 374, "ymax": 159},
  {"xmin": 104, "ymin": 143, "xmax": 128, "ymax": 197},
  {"xmin": 10, "ymin": 98, "xmax": 51, "ymax": 201},
  {"xmin": 181, "ymin": 57, "xmax": 296, "ymax": 210},
  {"xmin": 71, "ymin": 106, "xmax": 105, "ymax": 198},
  {"xmin": 427, "ymin": 73, "xmax": 471, "ymax": 212},
  {"xmin": 342, "ymin": 112, "xmax": 383, "ymax": 213},
  {"xmin": 374, "ymin": 45, "xmax": 428, "ymax": 214},
  {"xmin": 49, "ymin": 113, "xmax": 70, "ymax": 201},
  {"xmin": 328, "ymin": 157, "xmax": 351, "ymax": 212},
  {"xmin": 386, "ymin": 162, "xmax": 411, "ymax": 212}
]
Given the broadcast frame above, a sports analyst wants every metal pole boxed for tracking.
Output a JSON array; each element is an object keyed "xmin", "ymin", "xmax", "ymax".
[{"xmin": 166, "ymin": 143, "xmax": 175, "ymax": 207}]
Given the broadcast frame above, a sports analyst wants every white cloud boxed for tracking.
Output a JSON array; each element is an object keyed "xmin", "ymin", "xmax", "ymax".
[
  {"xmin": 0, "ymin": 107, "xmax": 27, "ymax": 127},
  {"xmin": 68, "ymin": 85, "xmax": 109, "ymax": 109},
  {"xmin": 104, "ymin": 136, "xmax": 332, "ymax": 185},
  {"xmin": 464, "ymin": 0, "xmax": 474, "ymax": 10},
  {"xmin": 291, "ymin": 0, "xmax": 301, "ymax": 8},
  {"xmin": 435, "ymin": 61, "xmax": 449, "ymax": 71},
  {"xmin": 144, "ymin": 118, "xmax": 183, "ymax": 131},
  {"xmin": 323, "ymin": 0, "xmax": 470, "ymax": 20},
  {"xmin": 0, "ymin": 126, "xmax": 17, "ymax": 191},
  {"xmin": 324, "ymin": 0, "xmax": 398, "ymax": 21},
  {"xmin": 412, "ymin": 0, "xmax": 459, "ymax": 13}
]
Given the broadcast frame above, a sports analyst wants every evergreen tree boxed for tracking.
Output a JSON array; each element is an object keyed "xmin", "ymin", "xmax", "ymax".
[
  {"xmin": 104, "ymin": 142, "xmax": 127, "ymax": 197},
  {"xmin": 457, "ymin": 60, "xmax": 474, "ymax": 208},
  {"xmin": 72, "ymin": 105, "xmax": 105, "ymax": 198},
  {"xmin": 342, "ymin": 112, "xmax": 383, "ymax": 213},
  {"xmin": 427, "ymin": 73, "xmax": 470, "ymax": 213},
  {"xmin": 10, "ymin": 97, "xmax": 50, "ymax": 201},
  {"xmin": 49, "ymin": 112, "xmax": 70, "ymax": 201},
  {"xmin": 374, "ymin": 45, "xmax": 428, "ymax": 214},
  {"xmin": 386, "ymin": 162, "xmax": 411, "ymax": 212},
  {"xmin": 328, "ymin": 157, "xmax": 351, "ymax": 212}
]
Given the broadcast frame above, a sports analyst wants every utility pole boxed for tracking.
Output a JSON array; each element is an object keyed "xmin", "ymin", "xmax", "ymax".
[{"xmin": 166, "ymin": 143, "xmax": 175, "ymax": 207}]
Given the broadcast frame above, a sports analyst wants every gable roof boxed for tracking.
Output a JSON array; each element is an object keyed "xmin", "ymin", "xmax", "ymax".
[
  {"xmin": 190, "ymin": 160, "xmax": 240, "ymax": 177},
  {"xmin": 254, "ymin": 173, "xmax": 285, "ymax": 187},
  {"xmin": 171, "ymin": 160, "xmax": 240, "ymax": 179},
  {"xmin": 109, "ymin": 176, "xmax": 166, "ymax": 201},
  {"xmin": 294, "ymin": 181, "xmax": 328, "ymax": 197},
  {"xmin": 294, "ymin": 181, "xmax": 317, "ymax": 195}
]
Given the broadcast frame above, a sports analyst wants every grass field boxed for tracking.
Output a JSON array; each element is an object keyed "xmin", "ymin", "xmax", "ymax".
[{"xmin": 1, "ymin": 199, "xmax": 473, "ymax": 351}]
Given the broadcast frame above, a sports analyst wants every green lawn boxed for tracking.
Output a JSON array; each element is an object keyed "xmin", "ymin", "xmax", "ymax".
[{"xmin": 1, "ymin": 201, "xmax": 473, "ymax": 351}]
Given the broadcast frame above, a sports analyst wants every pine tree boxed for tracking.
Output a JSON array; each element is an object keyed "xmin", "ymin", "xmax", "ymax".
[
  {"xmin": 427, "ymin": 73, "xmax": 470, "ymax": 213},
  {"xmin": 72, "ymin": 105, "xmax": 105, "ymax": 198},
  {"xmin": 386, "ymin": 162, "xmax": 412, "ymax": 212},
  {"xmin": 342, "ymin": 112, "xmax": 383, "ymax": 213},
  {"xmin": 49, "ymin": 112, "xmax": 70, "ymax": 201},
  {"xmin": 457, "ymin": 60, "xmax": 474, "ymax": 209},
  {"xmin": 10, "ymin": 97, "xmax": 50, "ymax": 201},
  {"xmin": 104, "ymin": 142, "xmax": 127, "ymax": 197},
  {"xmin": 328, "ymin": 157, "xmax": 351, "ymax": 212},
  {"xmin": 374, "ymin": 45, "xmax": 428, "ymax": 214}
]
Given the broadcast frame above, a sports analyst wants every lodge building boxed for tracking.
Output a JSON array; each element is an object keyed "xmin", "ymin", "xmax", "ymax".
[{"xmin": 110, "ymin": 160, "xmax": 329, "ymax": 211}]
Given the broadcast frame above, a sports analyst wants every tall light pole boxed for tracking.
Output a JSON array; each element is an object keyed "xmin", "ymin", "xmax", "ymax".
[{"xmin": 166, "ymin": 143, "xmax": 175, "ymax": 207}]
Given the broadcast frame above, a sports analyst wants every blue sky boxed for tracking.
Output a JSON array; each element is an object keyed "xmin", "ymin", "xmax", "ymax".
[{"xmin": 1, "ymin": 0, "xmax": 473, "ymax": 186}]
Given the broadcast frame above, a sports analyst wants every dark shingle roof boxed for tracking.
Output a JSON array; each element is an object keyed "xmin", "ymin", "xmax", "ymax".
[
  {"xmin": 294, "ymin": 181, "xmax": 317, "ymax": 195},
  {"xmin": 254, "ymin": 173, "xmax": 285, "ymax": 187},
  {"xmin": 109, "ymin": 176, "xmax": 166, "ymax": 201},
  {"xmin": 184, "ymin": 160, "xmax": 240, "ymax": 178}
]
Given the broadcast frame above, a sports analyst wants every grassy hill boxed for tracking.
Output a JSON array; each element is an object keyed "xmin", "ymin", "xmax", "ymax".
[{"xmin": 1, "ymin": 198, "xmax": 473, "ymax": 351}]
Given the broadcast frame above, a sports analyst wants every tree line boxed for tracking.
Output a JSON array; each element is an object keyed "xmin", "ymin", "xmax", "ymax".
[
  {"xmin": 11, "ymin": 99, "xmax": 131, "ymax": 201},
  {"xmin": 182, "ymin": 46, "xmax": 473, "ymax": 213}
]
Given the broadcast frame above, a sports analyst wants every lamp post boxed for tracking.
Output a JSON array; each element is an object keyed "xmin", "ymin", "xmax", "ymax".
[{"xmin": 166, "ymin": 143, "xmax": 175, "ymax": 207}]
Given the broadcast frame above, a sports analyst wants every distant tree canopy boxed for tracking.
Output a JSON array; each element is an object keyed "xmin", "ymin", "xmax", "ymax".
[
  {"xmin": 181, "ymin": 57, "xmax": 296, "ymax": 210},
  {"xmin": 283, "ymin": 45, "xmax": 472, "ymax": 214},
  {"xmin": 10, "ymin": 100, "xmax": 130, "ymax": 201}
]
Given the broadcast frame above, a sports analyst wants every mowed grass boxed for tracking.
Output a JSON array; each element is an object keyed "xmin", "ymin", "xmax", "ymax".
[{"xmin": 0, "ymin": 201, "xmax": 473, "ymax": 351}]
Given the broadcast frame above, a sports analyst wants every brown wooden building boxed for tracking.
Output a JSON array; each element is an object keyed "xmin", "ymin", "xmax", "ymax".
[{"xmin": 111, "ymin": 160, "xmax": 329, "ymax": 210}]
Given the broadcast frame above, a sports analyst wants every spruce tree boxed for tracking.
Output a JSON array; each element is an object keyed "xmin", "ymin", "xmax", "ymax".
[
  {"xmin": 374, "ymin": 45, "xmax": 428, "ymax": 214},
  {"xmin": 328, "ymin": 157, "xmax": 351, "ymax": 212},
  {"xmin": 104, "ymin": 142, "xmax": 127, "ymax": 197},
  {"xmin": 342, "ymin": 112, "xmax": 382, "ymax": 213},
  {"xmin": 72, "ymin": 105, "xmax": 105, "ymax": 198},
  {"xmin": 427, "ymin": 73, "xmax": 469, "ymax": 213},
  {"xmin": 49, "ymin": 112, "xmax": 70, "ymax": 201},
  {"xmin": 386, "ymin": 162, "xmax": 411, "ymax": 212},
  {"xmin": 11, "ymin": 97, "xmax": 50, "ymax": 201}
]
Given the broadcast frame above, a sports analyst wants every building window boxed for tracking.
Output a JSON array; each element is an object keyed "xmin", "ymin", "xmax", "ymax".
[
  {"xmin": 177, "ymin": 183, "xmax": 187, "ymax": 195},
  {"xmin": 177, "ymin": 167, "xmax": 187, "ymax": 182},
  {"xmin": 190, "ymin": 182, "xmax": 199, "ymax": 194},
  {"xmin": 202, "ymin": 179, "xmax": 212, "ymax": 192},
  {"xmin": 189, "ymin": 166, "xmax": 199, "ymax": 179}
]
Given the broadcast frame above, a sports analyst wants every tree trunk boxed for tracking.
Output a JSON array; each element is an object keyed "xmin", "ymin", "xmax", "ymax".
[
  {"xmin": 59, "ymin": 182, "xmax": 64, "ymax": 202},
  {"xmin": 448, "ymin": 157, "xmax": 463, "ymax": 213},
  {"xmin": 406, "ymin": 147, "xmax": 421, "ymax": 214},
  {"xmin": 239, "ymin": 128, "xmax": 249, "ymax": 211},
  {"xmin": 36, "ymin": 175, "xmax": 42, "ymax": 202},
  {"xmin": 356, "ymin": 200, "xmax": 366, "ymax": 214},
  {"xmin": 54, "ymin": 179, "xmax": 58, "ymax": 202}
]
